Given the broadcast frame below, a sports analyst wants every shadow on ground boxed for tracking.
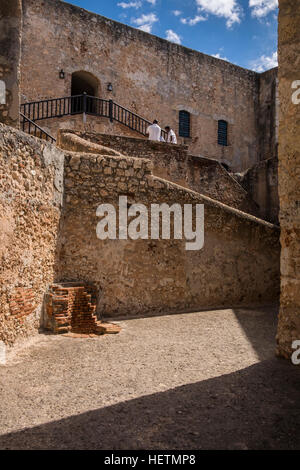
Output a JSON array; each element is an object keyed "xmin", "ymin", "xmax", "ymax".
[
  {"xmin": 0, "ymin": 357, "xmax": 299, "ymax": 450},
  {"xmin": 233, "ymin": 305, "xmax": 279, "ymax": 360}
]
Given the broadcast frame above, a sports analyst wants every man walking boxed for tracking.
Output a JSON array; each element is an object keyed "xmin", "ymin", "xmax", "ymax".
[
  {"xmin": 165, "ymin": 126, "xmax": 177, "ymax": 144},
  {"xmin": 146, "ymin": 120, "xmax": 162, "ymax": 142}
]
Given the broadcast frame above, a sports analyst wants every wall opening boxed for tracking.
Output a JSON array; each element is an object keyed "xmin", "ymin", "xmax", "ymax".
[
  {"xmin": 71, "ymin": 71, "xmax": 100, "ymax": 113},
  {"xmin": 179, "ymin": 110, "xmax": 191, "ymax": 138},
  {"xmin": 218, "ymin": 120, "xmax": 228, "ymax": 146}
]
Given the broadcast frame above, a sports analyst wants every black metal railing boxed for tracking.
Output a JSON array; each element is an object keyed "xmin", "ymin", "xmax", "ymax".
[
  {"xmin": 20, "ymin": 112, "xmax": 56, "ymax": 143},
  {"xmin": 20, "ymin": 94, "xmax": 167, "ymax": 140}
]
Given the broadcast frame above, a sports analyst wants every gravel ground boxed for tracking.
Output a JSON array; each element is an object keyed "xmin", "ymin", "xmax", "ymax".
[{"xmin": 0, "ymin": 306, "xmax": 299, "ymax": 450}]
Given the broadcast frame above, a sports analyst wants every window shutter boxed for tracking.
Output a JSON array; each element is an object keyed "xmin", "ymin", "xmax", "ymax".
[
  {"xmin": 218, "ymin": 120, "xmax": 228, "ymax": 146},
  {"xmin": 179, "ymin": 110, "xmax": 190, "ymax": 138}
]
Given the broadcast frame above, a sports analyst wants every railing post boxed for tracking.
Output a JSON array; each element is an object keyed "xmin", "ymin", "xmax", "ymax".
[
  {"xmin": 109, "ymin": 99, "xmax": 114, "ymax": 123},
  {"xmin": 83, "ymin": 92, "xmax": 87, "ymax": 124}
]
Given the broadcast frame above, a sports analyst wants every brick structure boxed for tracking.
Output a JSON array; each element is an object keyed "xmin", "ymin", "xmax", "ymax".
[
  {"xmin": 44, "ymin": 283, "xmax": 121, "ymax": 335},
  {"xmin": 9, "ymin": 288, "xmax": 36, "ymax": 320}
]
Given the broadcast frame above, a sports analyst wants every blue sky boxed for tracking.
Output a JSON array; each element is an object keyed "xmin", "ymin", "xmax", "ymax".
[{"xmin": 66, "ymin": 0, "xmax": 278, "ymax": 72}]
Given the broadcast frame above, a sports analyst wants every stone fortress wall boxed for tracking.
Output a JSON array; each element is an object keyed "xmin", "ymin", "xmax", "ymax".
[
  {"xmin": 20, "ymin": 0, "xmax": 277, "ymax": 172},
  {"xmin": 3, "ymin": 0, "xmax": 298, "ymax": 356},
  {"xmin": 0, "ymin": 122, "xmax": 280, "ymax": 345}
]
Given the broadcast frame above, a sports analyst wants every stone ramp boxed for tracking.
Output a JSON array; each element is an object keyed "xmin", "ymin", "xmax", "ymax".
[{"xmin": 57, "ymin": 129, "xmax": 260, "ymax": 218}]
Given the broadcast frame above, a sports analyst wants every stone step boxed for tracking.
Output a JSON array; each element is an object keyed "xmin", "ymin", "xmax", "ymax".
[{"xmin": 95, "ymin": 322, "xmax": 121, "ymax": 335}]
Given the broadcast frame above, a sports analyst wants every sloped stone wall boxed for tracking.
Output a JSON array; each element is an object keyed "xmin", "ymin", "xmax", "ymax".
[
  {"xmin": 57, "ymin": 149, "xmax": 280, "ymax": 318},
  {"xmin": 58, "ymin": 130, "xmax": 259, "ymax": 217}
]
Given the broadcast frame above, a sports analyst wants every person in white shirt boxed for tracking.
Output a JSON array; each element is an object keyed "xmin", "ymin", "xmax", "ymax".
[
  {"xmin": 146, "ymin": 120, "xmax": 162, "ymax": 142},
  {"xmin": 165, "ymin": 126, "xmax": 177, "ymax": 144}
]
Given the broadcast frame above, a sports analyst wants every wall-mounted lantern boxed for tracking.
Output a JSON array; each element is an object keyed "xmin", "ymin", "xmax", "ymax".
[
  {"xmin": 107, "ymin": 83, "xmax": 113, "ymax": 92},
  {"xmin": 59, "ymin": 69, "xmax": 65, "ymax": 79}
]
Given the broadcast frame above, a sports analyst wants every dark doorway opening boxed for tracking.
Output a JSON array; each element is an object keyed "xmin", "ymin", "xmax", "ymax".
[{"xmin": 71, "ymin": 71, "xmax": 99, "ymax": 114}]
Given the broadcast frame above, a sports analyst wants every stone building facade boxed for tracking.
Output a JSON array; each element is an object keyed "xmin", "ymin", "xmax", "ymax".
[{"xmin": 19, "ymin": 0, "xmax": 278, "ymax": 172}]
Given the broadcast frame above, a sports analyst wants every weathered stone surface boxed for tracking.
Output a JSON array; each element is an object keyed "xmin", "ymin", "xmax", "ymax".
[
  {"xmin": 0, "ymin": 0, "xmax": 22, "ymax": 128},
  {"xmin": 276, "ymin": 0, "xmax": 300, "ymax": 358},
  {"xmin": 236, "ymin": 156, "xmax": 279, "ymax": 224},
  {"xmin": 57, "ymin": 131, "xmax": 123, "ymax": 157},
  {"xmin": 0, "ymin": 123, "xmax": 64, "ymax": 345},
  {"xmin": 56, "ymin": 148, "xmax": 280, "ymax": 319}
]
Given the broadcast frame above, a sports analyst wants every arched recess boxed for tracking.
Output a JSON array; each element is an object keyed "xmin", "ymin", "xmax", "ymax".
[
  {"xmin": 71, "ymin": 71, "xmax": 100, "ymax": 114},
  {"xmin": 71, "ymin": 71, "xmax": 100, "ymax": 97}
]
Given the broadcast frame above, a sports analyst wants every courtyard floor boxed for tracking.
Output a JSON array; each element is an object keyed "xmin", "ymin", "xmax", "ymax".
[{"xmin": 0, "ymin": 306, "xmax": 299, "ymax": 450}]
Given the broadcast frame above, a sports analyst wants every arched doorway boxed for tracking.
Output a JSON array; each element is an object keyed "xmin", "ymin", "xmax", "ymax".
[{"xmin": 71, "ymin": 71, "xmax": 100, "ymax": 113}]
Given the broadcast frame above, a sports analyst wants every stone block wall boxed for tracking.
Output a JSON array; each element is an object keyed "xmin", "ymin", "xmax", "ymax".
[
  {"xmin": 0, "ymin": 123, "xmax": 64, "ymax": 345},
  {"xmin": 57, "ymin": 149, "xmax": 280, "ymax": 318},
  {"xmin": 0, "ymin": 0, "xmax": 22, "ymax": 128},
  {"xmin": 276, "ymin": 0, "xmax": 300, "ymax": 358},
  {"xmin": 58, "ymin": 130, "xmax": 259, "ymax": 217}
]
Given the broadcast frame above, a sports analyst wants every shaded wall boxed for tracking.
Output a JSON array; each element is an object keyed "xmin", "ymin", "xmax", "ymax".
[
  {"xmin": 0, "ymin": 0, "xmax": 22, "ymax": 128},
  {"xmin": 238, "ymin": 157, "xmax": 279, "ymax": 224},
  {"xmin": 276, "ymin": 0, "xmax": 300, "ymax": 357},
  {"xmin": 258, "ymin": 68, "xmax": 278, "ymax": 162}
]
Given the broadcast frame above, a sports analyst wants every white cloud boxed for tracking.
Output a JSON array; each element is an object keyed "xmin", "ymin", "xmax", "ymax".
[
  {"xmin": 249, "ymin": 0, "xmax": 278, "ymax": 18},
  {"xmin": 132, "ymin": 12, "xmax": 158, "ymax": 33},
  {"xmin": 212, "ymin": 52, "xmax": 229, "ymax": 61},
  {"xmin": 180, "ymin": 15, "xmax": 207, "ymax": 25},
  {"xmin": 250, "ymin": 51, "xmax": 278, "ymax": 72},
  {"xmin": 196, "ymin": 0, "xmax": 242, "ymax": 28},
  {"xmin": 146, "ymin": 0, "xmax": 157, "ymax": 5},
  {"xmin": 118, "ymin": 1, "xmax": 142, "ymax": 9},
  {"xmin": 132, "ymin": 13, "xmax": 158, "ymax": 25},
  {"xmin": 165, "ymin": 29, "xmax": 182, "ymax": 44},
  {"xmin": 138, "ymin": 24, "xmax": 152, "ymax": 32},
  {"xmin": 173, "ymin": 10, "xmax": 182, "ymax": 16}
]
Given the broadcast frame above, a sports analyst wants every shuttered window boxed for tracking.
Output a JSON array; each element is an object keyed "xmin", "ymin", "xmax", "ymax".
[
  {"xmin": 179, "ymin": 110, "xmax": 190, "ymax": 138},
  {"xmin": 218, "ymin": 120, "xmax": 228, "ymax": 146}
]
